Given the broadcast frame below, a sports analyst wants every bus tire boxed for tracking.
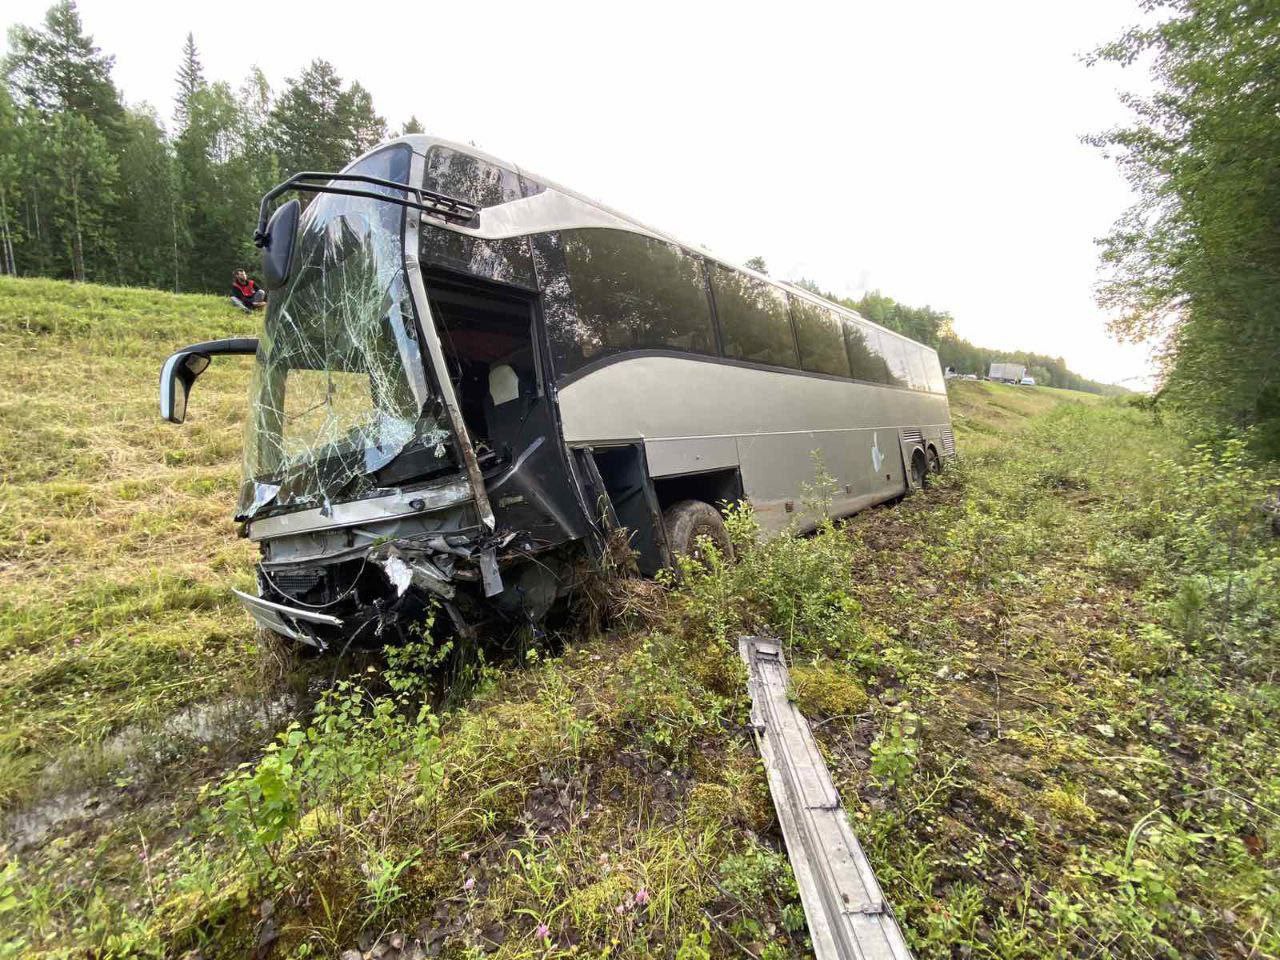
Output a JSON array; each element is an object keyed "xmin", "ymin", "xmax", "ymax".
[
  {"xmin": 909, "ymin": 450, "xmax": 928, "ymax": 492},
  {"xmin": 662, "ymin": 499, "xmax": 734, "ymax": 565},
  {"xmin": 927, "ymin": 445, "xmax": 942, "ymax": 475}
]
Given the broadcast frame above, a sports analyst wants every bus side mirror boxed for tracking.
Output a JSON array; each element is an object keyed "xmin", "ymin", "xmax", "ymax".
[
  {"xmin": 161, "ymin": 351, "xmax": 210, "ymax": 424},
  {"xmin": 261, "ymin": 198, "xmax": 300, "ymax": 290},
  {"xmin": 159, "ymin": 337, "xmax": 260, "ymax": 424}
]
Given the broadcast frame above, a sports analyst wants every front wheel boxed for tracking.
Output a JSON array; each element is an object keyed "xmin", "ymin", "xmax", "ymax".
[{"xmin": 662, "ymin": 499, "xmax": 734, "ymax": 566}]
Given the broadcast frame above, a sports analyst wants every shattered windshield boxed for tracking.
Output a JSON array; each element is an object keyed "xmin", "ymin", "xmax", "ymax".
[{"xmin": 238, "ymin": 145, "xmax": 457, "ymax": 520}]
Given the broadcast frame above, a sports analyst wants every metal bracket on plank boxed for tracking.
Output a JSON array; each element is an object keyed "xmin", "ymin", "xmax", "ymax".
[{"xmin": 739, "ymin": 636, "xmax": 914, "ymax": 960}]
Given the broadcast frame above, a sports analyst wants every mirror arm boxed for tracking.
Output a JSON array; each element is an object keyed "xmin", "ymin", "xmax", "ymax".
[{"xmin": 253, "ymin": 172, "xmax": 479, "ymax": 247}]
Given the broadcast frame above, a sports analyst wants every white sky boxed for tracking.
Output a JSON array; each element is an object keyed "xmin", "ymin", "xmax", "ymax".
[{"xmin": 3, "ymin": 0, "xmax": 1157, "ymax": 386}]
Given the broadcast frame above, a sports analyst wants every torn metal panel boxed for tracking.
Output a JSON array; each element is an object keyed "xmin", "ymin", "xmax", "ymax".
[{"xmin": 739, "ymin": 636, "xmax": 914, "ymax": 960}]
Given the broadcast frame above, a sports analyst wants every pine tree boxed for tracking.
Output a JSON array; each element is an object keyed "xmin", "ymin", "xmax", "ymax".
[
  {"xmin": 269, "ymin": 60, "xmax": 386, "ymax": 176},
  {"xmin": 402, "ymin": 115, "xmax": 424, "ymax": 135},
  {"xmin": 3, "ymin": 1, "xmax": 125, "ymax": 280},
  {"xmin": 3, "ymin": 1, "xmax": 122, "ymax": 132},
  {"xmin": 173, "ymin": 32, "xmax": 205, "ymax": 133}
]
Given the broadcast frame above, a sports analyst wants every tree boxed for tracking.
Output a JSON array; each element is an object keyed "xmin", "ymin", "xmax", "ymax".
[
  {"xmin": 401, "ymin": 115, "xmax": 424, "ymax": 135},
  {"xmin": 0, "ymin": 86, "xmax": 21, "ymax": 275},
  {"xmin": 116, "ymin": 106, "xmax": 179, "ymax": 288},
  {"xmin": 269, "ymin": 59, "xmax": 386, "ymax": 176},
  {"xmin": 3, "ymin": 1, "xmax": 122, "ymax": 134},
  {"xmin": 177, "ymin": 82, "xmax": 254, "ymax": 291},
  {"xmin": 744, "ymin": 255, "xmax": 768, "ymax": 274},
  {"xmin": 3, "ymin": 1, "xmax": 127, "ymax": 281},
  {"xmin": 1091, "ymin": 0, "xmax": 1280, "ymax": 452},
  {"xmin": 342, "ymin": 81, "xmax": 386, "ymax": 154},
  {"xmin": 173, "ymin": 32, "xmax": 205, "ymax": 133},
  {"xmin": 45, "ymin": 112, "xmax": 116, "ymax": 281}
]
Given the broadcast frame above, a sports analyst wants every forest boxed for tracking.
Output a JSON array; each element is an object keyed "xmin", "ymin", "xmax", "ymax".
[
  {"xmin": 0, "ymin": 2, "xmax": 414, "ymax": 293},
  {"xmin": 1091, "ymin": 0, "xmax": 1280, "ymax": 454},
  {"xmin": 17, "ymin": 0, "xmax": 1277, "ymax": 409},
  {"xmin": 787, "ymin": 276, "xmax": 1121, "ymax": 395}
]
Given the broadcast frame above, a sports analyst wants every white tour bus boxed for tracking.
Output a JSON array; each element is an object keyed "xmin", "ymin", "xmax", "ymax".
[{"xmin": 159, "ymin": 135, "xmax": 954, "ymax": 647}]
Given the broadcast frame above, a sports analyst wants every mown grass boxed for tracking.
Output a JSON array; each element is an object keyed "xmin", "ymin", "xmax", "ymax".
[
  {"xmin": 3, "ymin": 277, "xmax": 1276, "ymax": 959},
  {"xmin": 0, "ymin": 276, "xmax": 262, "ymax": 803},
  {"xmin": 947, "ymin": 379, "xmax": 1100, "ymax": 453}
]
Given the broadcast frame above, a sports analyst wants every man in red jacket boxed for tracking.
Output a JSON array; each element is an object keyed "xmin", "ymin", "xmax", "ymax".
[{"xmin": 230, "ymin": 269, "xmax": 267, "ymax": 311}]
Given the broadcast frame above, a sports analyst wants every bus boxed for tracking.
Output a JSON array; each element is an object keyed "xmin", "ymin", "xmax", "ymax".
[{"xmin": 159, "ymin": 135, "xmax": 954, "ymax": 648}]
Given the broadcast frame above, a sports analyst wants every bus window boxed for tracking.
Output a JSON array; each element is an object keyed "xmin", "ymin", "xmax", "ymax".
[
  {"xmin": 556, "ymin": 229, "xmax": 716, "ymax": 371},
  {"xmin": 926, "ymin": 350, "xmax": 947, "ymax": 393},
  {"xmin": 712, "ymin": 266, "xmax": 798, "ymax": 368},
  {"xmin": 424, "ymin": 147, "xmax": 522, "ymax": 207},
  {"xmin": 791, "ymin": 297, "xmax": 851, "ymax": 378},
  {"xmin": 845, "ymin": 318, "xmax": 889, "ymax": 383},
  {"xmin": 907, "ymin": 344, "xmax": 931, "ymax": 392},
  {"xmin": 878, "ymin": 332, "xmax": 911, "ymax": 387}
]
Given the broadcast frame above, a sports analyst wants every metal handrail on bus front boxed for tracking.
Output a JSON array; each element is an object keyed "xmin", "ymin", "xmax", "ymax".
[{"xmin": 253, "ymin": 172, "xmax": 479, "ymax": 247}]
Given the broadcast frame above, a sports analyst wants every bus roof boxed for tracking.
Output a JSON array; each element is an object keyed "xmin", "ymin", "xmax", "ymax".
[{"xmin": 374, "ymin": 134, "xmax": 936, "ymax": 357}]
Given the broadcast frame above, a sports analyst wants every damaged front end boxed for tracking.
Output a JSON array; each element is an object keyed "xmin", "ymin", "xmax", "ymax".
[
  {"xmin": 163, "ymin": 142, "xmax": 590, "ymax": 650},
  {"xmin": 239, "ymin": 478, "xmax": 549, "ymax": 650}
]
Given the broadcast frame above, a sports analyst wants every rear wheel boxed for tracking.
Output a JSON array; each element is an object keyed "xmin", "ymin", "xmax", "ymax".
[
  {"xmin": 909, "ymin": 451, "xmax": 928, "ymax": 492},
  {"xmin": 662, "ymin": 499, "xmax": 733, "ymax": 566},
  {"xmin": 927, "ymin": 446, "xmax": 942, "ymax": 475}
]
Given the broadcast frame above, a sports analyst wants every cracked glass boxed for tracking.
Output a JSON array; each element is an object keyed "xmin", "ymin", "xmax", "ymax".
[{"xmin": 238, "ymin": 145, "xmax": 458, "ymax": 520}]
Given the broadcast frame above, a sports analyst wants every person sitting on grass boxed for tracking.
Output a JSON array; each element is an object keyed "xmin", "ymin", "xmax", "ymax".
[{"xmin": 230, "ymin": 269, "xmax": 267, "ymax": 311}]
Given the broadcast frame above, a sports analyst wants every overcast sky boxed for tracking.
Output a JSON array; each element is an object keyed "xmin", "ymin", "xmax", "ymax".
[{"xmin": 3, "ymin": 0, "xmax": 1157, "ymax": 385}]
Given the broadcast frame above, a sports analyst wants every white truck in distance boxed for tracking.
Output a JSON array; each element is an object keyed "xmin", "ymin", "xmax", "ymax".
[{"xmin": 989, "ymin": 362, "xmax": 1026, "ymax": 383}]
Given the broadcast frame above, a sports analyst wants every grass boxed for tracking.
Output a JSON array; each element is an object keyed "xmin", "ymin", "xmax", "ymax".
[
  {"xmin": 0, "ymin": 276, "xmax": 285, "ymax": 814},
  {"xmin": 2, "ymin": 276, "xmax": 1277, "ymax": 959},
  {"xmin": 947, "ymin": 379, "xmax": 1099, "ymax": 453}
]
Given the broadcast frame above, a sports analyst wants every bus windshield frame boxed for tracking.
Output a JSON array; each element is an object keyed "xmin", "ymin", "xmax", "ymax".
[{"xmin": 237, "ymin": 145, "xmax": 457, "ymax": 521}]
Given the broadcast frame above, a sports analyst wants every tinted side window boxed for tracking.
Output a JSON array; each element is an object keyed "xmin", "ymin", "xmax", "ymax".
[
  {"xmin": 554, "ymin": 229, "xmax": 716, "ymax": 373},
  {"xmin": 925, "ymin": 349, "xmax": 946, "ymax": 393},
  {"xmin": 712, "ymin": 267, "xmax": 798, "ymax": 368},
  {"xmin": 419, "ymin": 228, "xmax": 536, "ymax": 289},
  {"xmin": 879, "ymin": 332, "xmax": 912, "ymax": 388},
  {"xmin": 791, "ymin": 297, "xmax": 851, "ymax": 378},
  {"xmin": 907, "ymin": 344, "xmax": 931, "ymax": 392},
  {"xmin": 845, "ymin": 319, "xmax": 889, "ymax": 383},
  {"xmin": 424, "ymin": 146, "xmax": 522, "ymax": 207}
]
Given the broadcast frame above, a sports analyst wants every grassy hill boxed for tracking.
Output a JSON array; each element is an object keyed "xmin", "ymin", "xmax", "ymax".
[
  {"xmin": 947, "ymin": 379, "xmax": 1101, "ymax": 453},
  {"xmin": 0, "ymin": 277, "xmax": 264, "ymax": 809},
  {"xmin": 2, "ymin": 277, "xmax": 1277, "ymax": 959}
]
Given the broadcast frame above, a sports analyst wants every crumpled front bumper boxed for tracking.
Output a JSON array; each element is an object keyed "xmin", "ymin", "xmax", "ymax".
[{"xmin": 233, "ymin": 588, "xmax": 343, "ymax": 648}]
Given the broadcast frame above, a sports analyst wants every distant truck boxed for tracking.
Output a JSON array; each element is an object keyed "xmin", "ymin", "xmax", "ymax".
[{"xmin": 989, "ymin": 362, "xmax": 1026, "ymax": 383}]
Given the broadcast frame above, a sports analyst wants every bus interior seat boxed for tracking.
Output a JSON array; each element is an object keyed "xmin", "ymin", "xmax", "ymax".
[
  {"xmin": 428, "ymin": 282, "xmax": 538, "ymax": 455},
  {"xmin": 488, "ymin": 363, "xmax": 520, "ymax": 406},
  {"xmin": 483, "ymin": 355, "xmax": 537, "ymax": 460}
]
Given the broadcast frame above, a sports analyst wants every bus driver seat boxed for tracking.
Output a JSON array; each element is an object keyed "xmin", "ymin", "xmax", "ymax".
[
  {"xmin": 488, "ymin": 363, "xmax": 520, "ymax": 407},
  {"xmin": 484, "ymin": 361, "xmax": 534, "ymax": 461}
]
